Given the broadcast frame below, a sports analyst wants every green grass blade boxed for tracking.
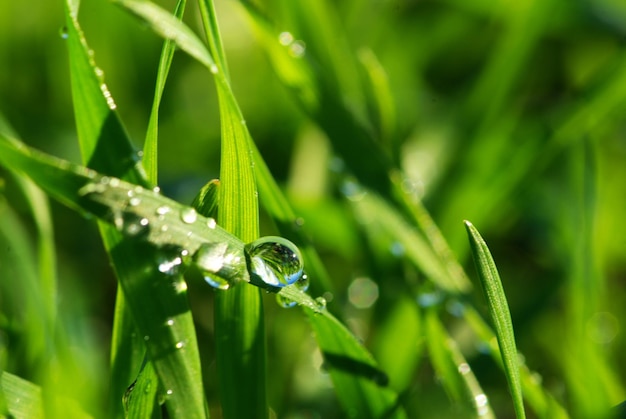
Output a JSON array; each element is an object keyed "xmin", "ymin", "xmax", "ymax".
[
  {"xmin": 276, "ymin": 286, "xmax": 407, "ymax": 418},
  {"xmin": 62, "ymin": 3, "xmax": 208, "ymax": 414},
  {"xmin": 198, "ymin": 2, "xmax": 266, "ymax": 415},
  {"xmin": 464, "ymin": 221, "xmax": 525, "ymax": 419},
  {"xmin": 1, "ymin": 372, "xmax": 43, "ymax": 419},
  {"xmin": 424, "ymin": 309, "xmax": 495, "ymax": 418},
  {"xmin": 125, "ymin": 359, "xmax": 161, "ymax": 419},
  {"xmin": 143, "ymin": 0, "xmax": 187, "ymax": 184}
]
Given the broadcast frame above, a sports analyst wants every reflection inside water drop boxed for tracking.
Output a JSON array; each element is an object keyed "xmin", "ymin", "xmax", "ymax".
[
  {"xmin": 180, "ymin": 207, "xmax": 197, "ymax": 224},
  {"xmin": 193, "ymin": 242, "xmax": 245, "ymax": 290},
  {"xmin": 245, "ymin": 236, "xmax": 303, "ymax": 288}
]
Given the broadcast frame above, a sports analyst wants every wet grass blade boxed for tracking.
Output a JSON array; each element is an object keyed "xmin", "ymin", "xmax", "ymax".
[
  {"xmin": 63, "ymin": 2, "xmax": 207, "ymax": 415},
  {"xmin": 464, "ymin": 221, "xmax": 525, "ymax": 419}
]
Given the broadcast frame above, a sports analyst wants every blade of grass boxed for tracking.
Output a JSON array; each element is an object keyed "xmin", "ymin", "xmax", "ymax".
[
  {"xmin": 143, "ymin": 0, "xmax": 187, "ymax": 184},
  {"xmin": 63, "ymin": 2, "xmax": 207, "ymax": 416},
  {"xmin": 196, "ymin": 0, "xmax": 266, "ymax": 415},
  {"xmin": 124, "ymin": 359, "xmax": 161, "ymax": 418},
  {"xmin": 1, "ymin": 372, "xmax": 43, "ymax": 419},
  {"xmin": 464, "ymin": 221, "xmax": 525, "ymax": 419},
  {"xmin": 424, "ymin": 309, "xmax": 495, "ymax": 418}
]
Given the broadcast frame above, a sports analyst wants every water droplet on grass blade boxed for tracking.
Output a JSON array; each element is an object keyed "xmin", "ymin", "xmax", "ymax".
[
  {"xmin": 59, "ymin": 26, "xmax": 69, "ymax": 39},
  {"xmin": 180, "ymin": 207, "xmax": 197, "ymax": 224},
  {"xmin": 193, "ymin": 242, "xmax": 245, "ymax": 290},
  {"xmin": 245, "ymin": 236, "xmax": 303, "ymax": 288}
]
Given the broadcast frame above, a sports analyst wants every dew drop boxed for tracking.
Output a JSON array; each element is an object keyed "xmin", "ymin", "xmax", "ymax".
[
  {"xmin": 59, "ymin": 26, "xmax": 69, "ymax": 39},
  {"xmin": 123, "ymin": 214, "xmax": 150, "ymax": 237},
  {"xmin": 458, "ymin": 363, "xmax": 471, "ymax": 375},
  {"xmin": 245, "ymin": 236, "xmax": 303, "ymax": 288},
  {"xmin": 295, "ymin": 273, "xmax": 310, "ymax": 292},
  {"xmin": 289, "ymin": 40, "xmax": 306, "ymax": 58},
  {"xmin": 143, "ymin": 335, "xmax": 150, "ymax": 341},
  {"xmin": 180, "ymin": 207, "xmax": 198, "ymax": 224},
  {"xmin": 156, "ymin": 246, "xmax": 186, "ymax": 275},
  {"xmin": 166, "ymin": 318, "xmax": 175, "ymax": 326},
  {"xmin": 166, "ymin": 389, "xmax": 173, "ymax": 396},
  {"xmin": 156, "ymin": 205, "xmax": 171, "ymax": 216},
  {"xmin": 175, "ymin": 341, "xmax": 185, "ymax": 349},
  {"xmin": 315, "ymin": 296, "xmax": 327, "ymax": 310},
  {"xmin": 193, "ymin": 242, "xmax": 245, "ymax": 290},
  {"xmin": 209, "ymin": 64, "xmax": 218, "ymax": 74},
  {"xmin": 206, "ymin": 218, "xmax": 217, "ymax": 229},
  {"xmin": 278, "ymin": 31, "xmax": 294, "ymax": 46},
  {"xmin": 129, "ymin": 197, "xmax": 141, "ymax": 207},
  {"xmin": 276, "ymin": 294, "xmax": 297, "ymax": 308}
]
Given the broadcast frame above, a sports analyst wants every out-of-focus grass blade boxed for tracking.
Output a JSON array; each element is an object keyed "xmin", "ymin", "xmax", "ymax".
[
  {"xmin": 353, "ymin": 192, "xmax": 470, "ymax": 293},
  {"xmin": 1, "ymin": 372, "xmax": 43, "ymax": 419},
  {"xmin": 424, "ymin": 309, "xmax": 495, "ymax": 418},
  {"xmin": 276, "ymin": 286, "xmax": 407, "ymax": 418},
  {"xmin": 464, "ymin": 221, "xmax": 525, "ymax": 419},
  {"xmin": 464, "ymin": 307, "xmax": 570, "ymax": 418},
  {"xmin": 143, "ymin": 0, "xmax": 186, "ymax": 183},
  {"xmin": 63, "ymin": 3, "xmax": 207, "ymax": 414}
]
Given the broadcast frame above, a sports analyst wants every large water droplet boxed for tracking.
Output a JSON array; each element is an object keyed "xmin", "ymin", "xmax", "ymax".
[
  {"xmin": 193, "ymin": 242, "xmax": 245, "ymax": 290},
  {"xmin": 245, "ymin": 236, "xmax": 303, "ymax": 288},
  {"xmin": 180, "ymin": 207, "xmax": 198, "ymax": 224}
]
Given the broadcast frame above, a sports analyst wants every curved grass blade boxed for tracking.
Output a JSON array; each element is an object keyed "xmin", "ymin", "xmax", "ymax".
[
  {"xmin": 124, "ymin": 356, "xmax": 161, "ymax": 418},
  {"xmin": 464, "ymin": 221, "xmax": 525, "ymax": 419},
  {"xmin": 424, "ymin": 309, "xmax": 495, "ymax": 418},
  {"xmin": 276, "ymin": 287, "xmax": 407, "ymax": 418},
  {"xmin": 143, "ymin": 0, "xmax": 187, "ymax": 184},
  {"xmin": 64, "ymin": 2, "xmax": 208, "ymax": 416}
]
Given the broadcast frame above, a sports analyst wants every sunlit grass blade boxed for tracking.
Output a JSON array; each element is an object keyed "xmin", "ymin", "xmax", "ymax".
[
  {"xmin": 1, "ymin": 372, "xmax": 43, "ymax": 418},
  {"xmin": 464, "ymin": 221, "xmax": 525, "ymax": 419},
  {"xmin": 424, "ymin": 309, "xmax": 494, "ymax": 418},
  {"xmin": 143, "ymin": 0, "xmax": 186, "ymax": 184},
  {"xmin": 197, "ymin": 1, "xmax": 266, "ymax": 415},
  {"xmin": 64, "ymin": 4, "xmax": 207, "ymax": 413}
]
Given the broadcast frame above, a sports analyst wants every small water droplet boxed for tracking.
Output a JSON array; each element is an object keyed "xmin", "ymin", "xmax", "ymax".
[
  {"xmin": 59, "ymin": 26, "xmax": 69, "ymax": 39},
  {"xmin": 175, "ymin": 341, "xmax": 185, "ymax": 349},
  {"xmin": 289, "ymin": 40, "xmax": 306, "ymax": 58},
  {"xmin": 417, "ymin": 291, "xmax": 443, "ymax": 308},
  {"xmin": 458, "ymin": 363, "xmax": 471, "ymax": 375},
  {"xmin": 166, "ymin": 389, "xmax": 173, "ymax": 396},
  {"xmin": 341, "ymin": 179, "xmax": 366, "ymax": 201},
  {"xmin": 475, "ymin": 394, "xmax": 489, "ymax": 416},
  {"xmin": 152, "ymin": 186, "xmax": 161, "ymax": 194},
  {"xmin": 295, "ymin": 273, "xmax": 310, "ymax": 292},
  {"xmin": 210, "ymin": 64, "xmax": 218, "ymax": 74},
  {"xmin": 241, "ymin": 119, "xmax": 247, "ymax": 126},
  {"xmin": 390, "ymin": 241, "xmax": 405, "ymax": 257},
  {"xmin": 348, "ymin": 277, "xmax": 379, "ymax": 309},
  {"xmin": 160, "ymin": 225, "xmax": 169, "ymax": 232},
  {"xmin": 156, "ymin": 205, "xmax": 171, "ymax": 216},
  {"xmin": 206, "ymin": 218, "xmax": 217, "ymax": 229},
  {"xmin": 166, "ymin": 318, "xmax": 175, "ymax": 326},
  {"xmin": 123, "ymin": 214, "xmax": 150, "ymax": 237},
  {"xmin": 180, "ymin": 207, "xmax": 197, "ymax": 224},
  {"xmin": 144, "ymin": 335, "xmax": 150, "ymax": 341},
  {"xmin": 276, "ymin": 294, "xmax": 297, "ymax": 308},
  {"xmin": 156, "ymin": 246, "xmax": 185, "ymax": 275},
  {"xmin": 129, "ymin": 197, "xmax": 141, "ymax": 206},
  {"xmin": 245, "ymin": 236, "xmax": 303, "ymax": 288},
  {"xmin": 315, "ymin": 296, "xmax": 327, "ymax": 310},
  {"xmin": 278, "ymin": 31, "xmax": 294, "ymax": 46},
  {"xmin": 193, "ymin": 242, "xmax": 245, "ymax": 290}
]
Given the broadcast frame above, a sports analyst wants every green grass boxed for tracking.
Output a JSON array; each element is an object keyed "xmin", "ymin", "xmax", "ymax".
[{"xmin": 1, "ymin": 0, "xmax": 625, "ymax": 417}]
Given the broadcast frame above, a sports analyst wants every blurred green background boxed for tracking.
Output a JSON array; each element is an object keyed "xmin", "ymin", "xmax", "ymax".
[{"xmin": 2, "ymin": 0, "xmax": 626, "ymax": 417}]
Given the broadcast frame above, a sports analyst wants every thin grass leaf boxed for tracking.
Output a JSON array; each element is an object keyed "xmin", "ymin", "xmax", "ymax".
[
  {"xmin": 424, "ymin": 309, "xmax": 495, "ymax": 418},
  {"xmin": 464, "ymin": 221, "xmax": 525, "ymax": 419},
  {"xmin": 62, "ymin": 3, "xmax": 208, "ymax": 414},
  {"xmin": 143, "ymin": 0, "xmax": 187, "ymax": 184},
  {"xmin": 1, "ymin": 372, "xmax": 43, "ymax": 419},
  {"xmin": 124, "ymin": 360, "xmax": 161, "ymax": 419}
]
